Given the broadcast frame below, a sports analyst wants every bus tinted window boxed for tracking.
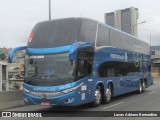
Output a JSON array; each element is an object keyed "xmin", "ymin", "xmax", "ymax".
[
  {"xmin": 28, "ymin": 18, "xmax": 82, "ymax": 48},
  {"xmin": 78, "ymin": 20, "xmax": 97, "ymax": 43},
  {"xmin": 98, "ymin": 61, "xmax": 139, "ymax": 77},
  {"xmin": 96, "ymin": 25, "xmax": 110, "ymax": 47},
  {"xmin": 77, "ymin": 50, "xmax": 94, "ymax": 79}
]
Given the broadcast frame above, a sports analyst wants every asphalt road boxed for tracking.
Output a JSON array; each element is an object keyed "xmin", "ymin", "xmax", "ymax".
[{"xmin": 3, "ymin": 77, "xmax": 160, "ymax": 120}]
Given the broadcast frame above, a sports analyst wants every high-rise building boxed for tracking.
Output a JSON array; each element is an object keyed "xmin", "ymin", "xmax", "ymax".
[
  {"xmin": 104, "ymin": 7, "xmax": 139, "ymax": 36},
  {"xmin": 105, "ymin": 12, "xmax": 115, "ymax": 27}
]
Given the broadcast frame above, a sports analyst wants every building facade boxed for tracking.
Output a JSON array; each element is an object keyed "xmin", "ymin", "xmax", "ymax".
[
  {"xmin": 0, "ymin": 47, "xmax": 25, "ymax": 91},
  {"xmin": 104, "ymin": 7, "xmax": 139, "ymax": 36},
  {"xmin": 0, "ymin": 61, "xmax": 8, "ymax": 91},
  {"xmin": 151, "ymin": 46, "xmax": 160, "ymax": 77}
]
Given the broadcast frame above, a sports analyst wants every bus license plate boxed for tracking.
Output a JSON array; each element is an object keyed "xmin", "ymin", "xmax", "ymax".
[{"xmin": 41, "ymin": 101, "xmax": 51, "ymax": 106}]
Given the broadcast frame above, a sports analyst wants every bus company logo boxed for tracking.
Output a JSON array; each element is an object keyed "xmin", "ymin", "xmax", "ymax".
[
  {"xmin": 110, "ymin": 53, "xmax": 125, "ymax": 60},
  {"xmin": 41, "ymin": 93, "xmax": 47, "ymax": 98},
  {"xmin": 134, "ymin": 53, "xmax": 140, "ymax": 67},
  {"xmin": 33, "ymin": 88, "xmax": 55, "ymax": 92},
  {"xmin": 133, "ymin": 45, "xmax": 143, "ymax": 67},
  {"xmin": 59, "ymin": 84, "xmax": 71, "ymax": 90}
]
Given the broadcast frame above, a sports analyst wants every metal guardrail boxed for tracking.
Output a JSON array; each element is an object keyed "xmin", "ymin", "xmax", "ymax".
[
  {"xmin": 2, "ymin": 79, "xmax": 24, "ymax": 84},
  {"xmin": 2, "ymin": 79, "xmax": 24, "ymax": 91},
  {"xmin": 8, "ymin": 79, "xmax": 24, "ymax": 81}
]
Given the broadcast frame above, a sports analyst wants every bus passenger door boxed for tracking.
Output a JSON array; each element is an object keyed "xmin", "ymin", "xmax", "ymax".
[
  {"xmin": 76, "ymin": 48, "xmax": 94, "ymax": 79},
  {"xmin": 76, "ymin": 48, "xmax": 94, "ymax": 101}
]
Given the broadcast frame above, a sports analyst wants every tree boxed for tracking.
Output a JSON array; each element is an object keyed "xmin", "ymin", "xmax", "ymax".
[{"xmin": 0, "ymin": 53, "xmax": 6, "ymax": 60}]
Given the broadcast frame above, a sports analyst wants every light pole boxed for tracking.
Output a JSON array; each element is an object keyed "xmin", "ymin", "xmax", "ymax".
[
  {"xmin": 145, "ymin": 29, "xmax": 155, "ymax": 55},
  {"xmin": 49, "ymin": 0, "xmax": 51, "ymax": 20},
  {"xmin": 133, "ymin": 21, "xmax": 147, "ymax": 36},
  {"xmin": 145, "ymin": 29, "xmax": 155, "ymax": 74}
]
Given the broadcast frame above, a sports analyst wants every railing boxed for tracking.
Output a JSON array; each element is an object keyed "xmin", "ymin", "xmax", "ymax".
[{"xmin": 2, "ymin": 79, "xmax": 24, "ymax": 91}]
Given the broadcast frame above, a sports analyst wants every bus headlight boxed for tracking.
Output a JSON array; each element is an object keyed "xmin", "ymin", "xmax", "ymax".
[
  {"xmin": 23, "ymin": 88, "xmax": 31, "ymax": 93},
  {"xmin": 61, "ymin": 83, "xmax": 83, "ymax": 94}
]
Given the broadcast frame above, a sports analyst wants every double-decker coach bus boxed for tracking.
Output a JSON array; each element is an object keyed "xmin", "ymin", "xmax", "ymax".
[{"xmin": 9, "ymin": 17, "xmax": 152, "ymax": 107}]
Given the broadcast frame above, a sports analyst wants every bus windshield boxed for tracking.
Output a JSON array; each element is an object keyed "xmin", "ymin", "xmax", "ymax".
[{"xmin": 24, "ymin": 53, "xmax": 76, "ymax": 86}]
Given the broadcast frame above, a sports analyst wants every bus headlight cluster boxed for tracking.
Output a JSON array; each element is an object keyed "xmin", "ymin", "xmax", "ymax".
[
  {"xmin": 61, "ymin": 83, "xmax": 83, "ymax": 94},
  {"xmin": 23, "ymin": 88, "xmax": 31, "ymax": 93}
]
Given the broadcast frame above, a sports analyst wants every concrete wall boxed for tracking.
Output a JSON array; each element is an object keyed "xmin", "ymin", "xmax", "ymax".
[
  {"xmin": 0, "ymin": 90, "xmax": 22, "ymax": 103},
  {"xmin": 0, "ymin": 61, "xmax": 8, "ymax": 91}
]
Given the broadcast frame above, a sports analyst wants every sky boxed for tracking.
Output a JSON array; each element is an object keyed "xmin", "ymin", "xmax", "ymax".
[{"xmin": 0, "ymin": 0, "xmax": 160, "ymax": 48}]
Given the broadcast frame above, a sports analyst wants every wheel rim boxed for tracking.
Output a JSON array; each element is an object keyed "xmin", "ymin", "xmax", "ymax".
[
  {"xmin": 143, "ymin": 82, "xmax": 146, "ymax": 91},
  {"xmin": 106, "ymin": 88, "xmax": 111, "ymax": 101},
  {"xmin": 139, "ymin": 83, "xmax": 142, "ymax": 92},
  {"xmin": 95, "ymin": 89, "xmax": 101, "ymax": 104}
]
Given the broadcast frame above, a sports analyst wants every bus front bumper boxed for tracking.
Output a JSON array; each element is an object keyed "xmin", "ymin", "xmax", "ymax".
[{"xmin": 23, "ymin": 90, "xmax": 84, "ymax": 106}]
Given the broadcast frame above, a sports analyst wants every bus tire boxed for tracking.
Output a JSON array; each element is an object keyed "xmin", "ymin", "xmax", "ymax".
[
  {"xmin": 91, "ymin": 86, "xmax": 102, "ymax": 107},
  {"xmin": 138, "ymin": 81, "xmax": 143, "ymax": 94},
  {"xmin": 102, "ymin": 84, "xmax": 112, "ymax": 104},
  {"xmin": 142, "ymin": 80, "xmax": 146, "ymax": 92}
]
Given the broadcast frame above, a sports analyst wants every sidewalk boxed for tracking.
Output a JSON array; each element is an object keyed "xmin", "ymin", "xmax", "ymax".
[
  {"xmin": 153, "ymin": 77, "xmax": 160, "ymax": 84},
  {"xmin": 0, "ymin": 90, "xmax": 24, "ymax": 110},
  {"xmin": 0, "ymin": 100, "xmax": 25, "ymax": 111}
]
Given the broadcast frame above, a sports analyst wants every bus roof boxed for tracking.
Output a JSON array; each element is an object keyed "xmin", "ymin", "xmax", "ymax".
[{"xmin": 28, "ymin": 17, "xmax": 150, "ymax": 55}]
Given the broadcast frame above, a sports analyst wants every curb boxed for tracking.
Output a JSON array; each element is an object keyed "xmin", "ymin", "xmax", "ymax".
[{"xmin": 0, "ymin": 100, "xmax": 26, "ymax": 111}]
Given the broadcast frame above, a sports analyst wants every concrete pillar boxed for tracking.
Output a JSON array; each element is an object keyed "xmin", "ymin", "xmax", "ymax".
[
  {"xmin": 6, "ymin": 65, "xmax": 9, "ymax": 91},
  {"xmin": 0, "ymin": 65, "xmax": 2, "ymax": 91}
]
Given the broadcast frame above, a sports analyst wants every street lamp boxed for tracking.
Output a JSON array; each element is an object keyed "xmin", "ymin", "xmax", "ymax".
[
  {"xmin": 145, "ymin": 29, "xmax": 155, "ymax": 74},
  {"xmin": 145, "ymin": 29, "xmax": 155, "ymax": 55},
  {"xmin": 49, "ymin": 0, "xmax": 51, "ymax": 20},
  {"xmin": 133, "ymin": 21, "xmax": 147, "ymax": 36}
]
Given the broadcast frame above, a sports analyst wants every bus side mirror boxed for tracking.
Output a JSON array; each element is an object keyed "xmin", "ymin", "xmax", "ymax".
[{"xmin": 8, "ymin": 46, "xmax": 27, "ymax": 63}]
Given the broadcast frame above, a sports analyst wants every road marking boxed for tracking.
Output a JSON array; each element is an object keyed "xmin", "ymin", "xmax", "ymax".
[
  {"xmin": 102, "ymin": 102, "xmax": 124, "ymax": 110},
  {"xmin": 148, "ymin": 91, "xmax": 156, "ymax": 94}
]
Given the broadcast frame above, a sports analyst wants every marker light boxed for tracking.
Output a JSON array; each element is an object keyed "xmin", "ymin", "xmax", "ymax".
[
  {"xmin": 28, "ymin": 33, "xmax": 34, "ymax": 42},
  {"xmin": 23, "ymin": 88, "xmax": 31, "ymax": 93}
]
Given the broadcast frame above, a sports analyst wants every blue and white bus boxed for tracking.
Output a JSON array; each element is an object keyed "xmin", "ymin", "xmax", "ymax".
[{"xmin": 9, "ymin": 17, "xmax": 152, "ymax": 107}]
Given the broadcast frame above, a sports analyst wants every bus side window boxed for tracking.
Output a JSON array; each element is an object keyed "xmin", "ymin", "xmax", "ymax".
[
  {"xmin": 118, "ymin": 62, "xmax": 139, "ymax": 76},
  {"xmin": 114, "ymin": 67, "xmax": 119, "ymax": 77},
  {"xmin": 107, "ymin": 68, "xmax": 114, "ymax": 77},
  {"xmin": 77, "ymin": 50, "xmax": 94, "ymax": 79},
  {"xmin": 84, "ymin": 60, "xmax": 92, "ymax": 75},
  {"xmin": 98, "ymin": 61, "xmax": 140, "ymax": 77},
  {"xmin": 148, "ymin": 65, "xmax": 151, "ymax": 72},
  {"xmin": 98, "ymin": 61, "xmax": 116, "ymax": 77},
  {"xmin": 98, "ymin": 63, "xmax": 107, "ymax": 77},
  {"xmin": 77, "ymin": 59, "xmax": 93, "ymax": 77}
]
